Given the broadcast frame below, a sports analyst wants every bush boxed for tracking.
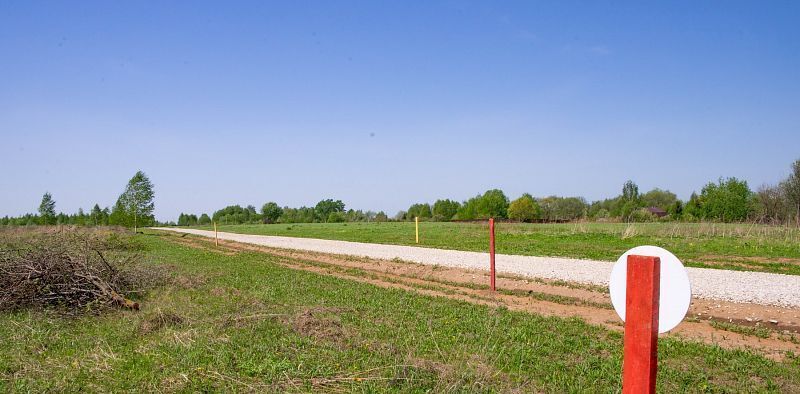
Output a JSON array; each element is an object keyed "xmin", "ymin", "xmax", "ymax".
[
  {"xmin": 593, "ymin": 208, "xmax": 610, "ymax": 220},
  {"xmin": 327, "ymin": 212, "xmax": 345, "ymax": 223},
  {"xmin": 699, "ymin": 177, "xmax": 753, "ymax": 222},
  {"xmin": 539, "ymin": 196, "xmax": 587, "ymax": 221},
  {"xmin": 508, "ymin": 194, "xmax": 541, "ymax": 222},
  {"xmin": 629, "ymin": 208, "xmax": 656, "ymax": 222}
]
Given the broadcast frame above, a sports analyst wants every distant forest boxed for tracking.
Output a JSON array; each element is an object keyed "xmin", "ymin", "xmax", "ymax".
[
  {"xmin": 4, "ymin": 159, "xmax": 800, "ymax": 227},
  {"xmin": 2, "ymin": 171, "xmax": 155, "ymax": 230}
]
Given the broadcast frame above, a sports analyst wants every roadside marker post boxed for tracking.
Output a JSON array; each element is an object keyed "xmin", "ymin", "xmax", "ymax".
[
  {"xmin": 609, "ymin": 246, "xmax": 692, "ymax": 394},
  {"xmin": 489, "ymin": 218, "xmax": 496, "ymax": 291},
  {"xmin": 214, "ymin": 222, "xmax": 218, "ymax": 247},
  {"xmin": 415, "ymin": 217, "xmax": 419, "ymax": 244},
  {"xmin": 622, "ymin": 255, "xmax": 660, "ymax": 394}
]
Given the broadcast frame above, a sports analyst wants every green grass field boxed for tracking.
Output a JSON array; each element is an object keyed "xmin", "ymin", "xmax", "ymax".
[
  {"xmin": 196, "ymin": 221, "xmax": 800, "ymax": 275},
  {"xmin": 2, "ymin": 232, "xmax": 798, "ymax": 392}
]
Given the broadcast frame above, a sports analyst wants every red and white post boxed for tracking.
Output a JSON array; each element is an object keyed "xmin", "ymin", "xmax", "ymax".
[
  {"xmin": 622, "ymin": 254, "xmax": 661, "ymax": 394},
  {"xmin": 489, "ymin": 218, "xmax": 496, "ymax": 291}
]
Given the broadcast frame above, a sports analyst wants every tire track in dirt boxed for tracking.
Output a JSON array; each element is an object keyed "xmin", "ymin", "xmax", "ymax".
[{"xmin": 162, "ymin": 232, "xmax": 800, "ymax": 360}]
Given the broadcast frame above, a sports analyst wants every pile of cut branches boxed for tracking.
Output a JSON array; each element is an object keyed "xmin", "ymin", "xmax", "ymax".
[{"xmin": 0, "ymin": 228, "xmax": 158, "ymax": 313}]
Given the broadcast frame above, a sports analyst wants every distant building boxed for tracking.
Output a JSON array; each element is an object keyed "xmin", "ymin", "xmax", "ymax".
[{"xmin": 646, "ymin": 207, "xmax": 668, "ymax": 218}]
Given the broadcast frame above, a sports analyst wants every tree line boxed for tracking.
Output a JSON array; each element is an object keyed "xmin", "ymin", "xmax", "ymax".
[
  {"xmin": 177, "ymin": 199, "xmax": 390, "ymax": 226},
  {"xmin": 1, "ymin": 171, "xmax": 156, "ymax": 230},
  {"xmin": 399, "ymin": 158, "xmax": 800, "ymax": 224},
  {"xmin": 173, "ymin": 158, "xmax": 798, "ymax": 226},
  {"xmin": 5, "ymin": 159, "xmax": 799, "ymax": 227}
]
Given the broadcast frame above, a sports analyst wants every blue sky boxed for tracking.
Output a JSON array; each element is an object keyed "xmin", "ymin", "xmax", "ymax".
[{"xmin": 1, "ymin": 1, "xmax": 798, "ymax": 221}]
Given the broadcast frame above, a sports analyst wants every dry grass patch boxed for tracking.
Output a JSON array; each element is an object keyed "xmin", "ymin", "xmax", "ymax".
[{"xmin": 138, "ymin": 309, "xmax": 185, "ymax": 335}]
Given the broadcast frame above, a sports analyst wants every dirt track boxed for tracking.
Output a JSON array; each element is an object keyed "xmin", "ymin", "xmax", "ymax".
[
  {"xmin": 161, "ymin": 231, "xmax": 800, "ymax": 360},
  {"xmin": 152, "ymin": 227, "xmax": 800, "ymax": 308}
]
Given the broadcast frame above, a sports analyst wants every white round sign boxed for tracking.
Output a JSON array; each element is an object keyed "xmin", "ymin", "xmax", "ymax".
[{"xmin": 609, "ymin": 245, "xmax": 691, "ymax": 334}]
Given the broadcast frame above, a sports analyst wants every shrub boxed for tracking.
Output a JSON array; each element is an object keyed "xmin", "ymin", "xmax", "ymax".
[
  {"xmin": 630, "ymin": 208, "xmax": 656, "ymax": 222},
  {"xmin": 593, "ymin": 208, "xmax": 610, "ymax": 220},
  {"xmin": 327, "ymin": 212, "xmax": 345, "ymax": 223},
  {"xmin": 508, "ymin": 194, "xmax": 541, "ymax": 222},
  {"xmin": 699, "ymin": 177, "xmax": 753, "ymax": 222}
]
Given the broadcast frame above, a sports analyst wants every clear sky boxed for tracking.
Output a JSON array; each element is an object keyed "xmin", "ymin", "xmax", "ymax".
[{"xmin": 1, "ymin": 1, "xmax": 798, "ymax": 221}]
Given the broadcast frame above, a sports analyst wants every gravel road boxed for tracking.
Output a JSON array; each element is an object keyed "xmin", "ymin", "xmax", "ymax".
[{"xmin": 153, "ymin": 227, "xmax": 800, "ymax": 308}]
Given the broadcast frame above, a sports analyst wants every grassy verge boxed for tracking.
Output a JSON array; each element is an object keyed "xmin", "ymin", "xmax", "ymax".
[
  {"xmin": 1, "ymin": 232, "xmax": 798, "ymax": 392},
  {"xmin": 193, "ymin": 222, "xmax": 800, "ymax": 275}
]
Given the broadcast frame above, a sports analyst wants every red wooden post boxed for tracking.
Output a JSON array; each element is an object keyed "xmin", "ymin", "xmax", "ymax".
[
  {"xmin": 489, "ymin": 218, "xmax": 496, "ymax": 291},
  {"xmin": 622, "ymin": 254, "xmax": 661, "ymax": 394}
]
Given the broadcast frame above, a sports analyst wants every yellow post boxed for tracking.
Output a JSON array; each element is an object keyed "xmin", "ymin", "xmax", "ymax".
[
  {"xmin": 415, "ymin": 216, "xmax": 419, "ymax": 244},
  {"xmin": 214, "ymin": 221, "xmax": 219, "ymax": 247}
]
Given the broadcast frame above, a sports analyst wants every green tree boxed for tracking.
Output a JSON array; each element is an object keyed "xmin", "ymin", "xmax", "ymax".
[
  {"xmin": 508, "ymin": 193, "xmax": 541, "ymax": 222},
  {"xmin": 477, "ymin": 189, "xmax": 509, "ymax": 218},
  {"xmin": 90, "ymin": 204, "xmax": 103, "ymax": 226},
  {"xmin": 641, "ymin": 188, "xmax": 678, "ymax": 210},
  {"xmin": 668, "ymin": 200, "xmax": 683, "ymax": 220},
  {"xmin": 456, "ymin": 196, "xmax": 480, "ymax": 220},
  {"xmin": 101, "ymin": 207, "xmax": 110, "ymax": 225},
  {"xmin": 327, "ymin": 212, "xmax": 345, "ymax": 223},
  {"xmin": 109, "ymin": 200, "xmax": 130, "ymax": 227},
  {"xmin": 782, "ymin": 159, "xmax": 800, "ymax": 225},
  {"xmin": 620, "ymin": 200, "xmax": 639, "ymax": 221},
  {"xmin": 622, "ymin": 180, "xmax": 639, "ymax": 202},
  {"xmin": 199, "ymin": 213, "xmax": 212, "ymax": 225},
  {"xmin": 261, "ymin": 202, "xmax": 283, "ymax": 223},
  {"xmin": 554, "ymin": 197, "xmax": 588, "ymax": 220},
  {"xmin": 117, "ymin": 171, "xmax": 155, "ymax": 231},
  {"xmin": 38, "ymin": 192, "xmax": 56, "ymax": 225},
  {"xmin": 683, "ymin": 192, "xmax": 703, "ymax": 220},
  {"xmin": 432, "ymin": 199, "xmax": 460, "ymax": 221},
  {"xmin": 375, "ymin": 211, "xmax": 388, "ymax": 222},
  {"xmin": 75, "ymin": 208, "xmax": 86, "ymax": 226},
  {"xmin": 315, "ymin": 199, "xmax": 345, "ymax": 222},
  {"xmin": 589, "ymin": 198, "xmax": 619, "ymax": 219},
  {"xmin": 539, "ymin": 196, "xmax": 587, "ymax": 221},
  {"xmin": 407, "ymin": 203, "xmax": 432, "ymax": 219},
  {"xmin": 699, "ymin": 177, "xmax": 753, "ymax": 222},
  {"xmin": 618, "ymin": 180, "xmax": 641, "ymax": 221},
  {"xmin": 213, "ymin": 205, "xmax": 248, "ymax": 224}
]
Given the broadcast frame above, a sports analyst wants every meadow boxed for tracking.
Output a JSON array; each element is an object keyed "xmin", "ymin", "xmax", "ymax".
[
  {"xmin": 197, "ymin": 221, "xmax": 800, "ymax": 275},
  {"xmin": 1, "ymin": 231, "xmax": 798, "ymax": 392}
]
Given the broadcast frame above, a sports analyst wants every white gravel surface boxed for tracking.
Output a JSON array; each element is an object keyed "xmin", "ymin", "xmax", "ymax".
[{"xmin": 153, "ymin": 227, "xmax": 800, "ymax": 308}]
